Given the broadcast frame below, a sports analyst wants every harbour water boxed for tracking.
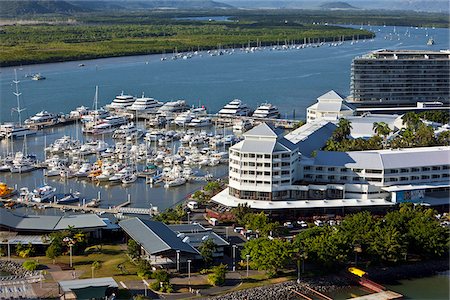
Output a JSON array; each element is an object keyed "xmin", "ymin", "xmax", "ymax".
[{"xmin": 0, "ymin": 25, "xmax": 449, "ymax": 212}]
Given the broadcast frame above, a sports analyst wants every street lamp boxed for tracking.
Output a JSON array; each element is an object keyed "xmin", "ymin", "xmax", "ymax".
[
  {"xmin": 63, "ymin": 237, "xmax": 75, "ymax": 268},
  {"xmin": 7, "ymin": 240, "xmax": 10, "ymax": 261},
  {"xmin": 69, "ymin": 244, "xmax": 73, "ymax": 268},
  {"xmin": 187, "ymin": 211, "xmax": 191, "ymax": 224},
  {"xmin": 176, "ymin": 250, "xmax": 180, "ymax": 272},
  {"xmin": 246, "ymin": 254, "xmax": 250, "ymax": 278},
  {"xmin": 187, "ymin": 259, "xmax": 192, "ymax": 287},
  {"xmin": 232, "ymin": 245, "xmax": 237, "ymax": 272}
]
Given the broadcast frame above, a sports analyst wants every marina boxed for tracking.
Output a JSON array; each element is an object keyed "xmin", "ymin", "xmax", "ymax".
[{"xmin": 0, "ymin": 25, "xmax": 448, "ymax": 214}]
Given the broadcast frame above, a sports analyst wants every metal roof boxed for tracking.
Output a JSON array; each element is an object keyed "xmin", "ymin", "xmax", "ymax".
[
  {"xmin": 119, "ymin": 218, "xmax": 198, "ymax": 255},
  {"xmin": 240, "ymin": 139, "xmax": 276, "ymax": 153},
  {"xmin": 0, "ymin": 210, "xmax": 106, "ymax": 232},
  {"xmin": 59, "ymin": 277, "xmax": 118, "ymax": 292},
  {"xmin": 243, "ymin": 123, "xmax": 281, "ymax": 138},
  {"xmin": 168, "ymin": 224, "xmax": 229, "ymax": 247},
  {"xmin": 285, "ymin": 121, "xmax": 337, "ymax": 156},
  {"xmin": 317, "ymin": 90, "xmax": 345, "ymax": 102}
]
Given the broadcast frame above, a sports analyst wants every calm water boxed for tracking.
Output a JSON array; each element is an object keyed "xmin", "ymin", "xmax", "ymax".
[
  {"xmin": 330, "ymin": 272, "xmax": 450, "ymax": 300},
  {"xmin": 0, "ymin": 25, "xmax": 449, "ymax": 211},
  {"xmin": 0, "ymin": 25, "xmax": 448, "ymax": 123}
]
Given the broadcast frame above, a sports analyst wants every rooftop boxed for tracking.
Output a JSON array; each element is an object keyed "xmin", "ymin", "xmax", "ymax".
[
  {"xmin": 59, "ymin": 277, "xmax": 118, "ymax": 293},
  {"xmin": 285, "ymin": 121, "xmax": 337, "ymax": 156}
]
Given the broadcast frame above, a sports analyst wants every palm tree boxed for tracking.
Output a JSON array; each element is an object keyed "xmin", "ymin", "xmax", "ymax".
[
  {"xmin": 373, "ymin": 122, "xmax": 391, "ymax": 148},
  {"xmin": 402, "ymin": 112, "xmax": 421, "ymax": 129},
  {"xmin": 338, "ymin": 118, "xmax": 352, "ymax": 138}
]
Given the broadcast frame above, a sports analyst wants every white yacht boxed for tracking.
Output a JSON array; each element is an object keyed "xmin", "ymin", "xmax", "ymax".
[
  {"xmin": 233, "ymin": 119, "xmax": 253, "ymax": 132},
  {"xmin": 188, "ymin": 117, "xmax": 212, "ymax": 127},
  {"xmin": 69, "ymin": 106, "xmax": 90, "ymax": 119},
  {"xmin": 106, "ymin": 92, "xmax": 136, "ymax": 110},
  {"xmin": 31, "ymin": 73, "xmax": 46, "ymax": 81},
  {"xmin": 127, "ymin": 93, "xmax": 162, "ymax": 112},
  {"xmin": 113, "ymin": 122, "xmax": 144, "ymax": 140},
  {"xmin": 24, "ymin": 111, "xmax": 57, "ymax": 125},
  {"xmin": 217, "ymin": 99, "xmax": 252, "ymax": 117},
  {"xmin": 158, "ymin": 100, "xmax": 187, "ymax": 114},
  {"xmin": 252, "ymin": 103, "xmax": 280, "ymax": 119},
  {"xmin": 31, "ymin": 185, "xmax": 56, "ymax": 203},
  {"xmin": 174, "ymin": 111, "xmax": 193, "ymax": 126},
  {"xmin": 0, "ymin": 123, "xmax": 35, "ymax": 139}
]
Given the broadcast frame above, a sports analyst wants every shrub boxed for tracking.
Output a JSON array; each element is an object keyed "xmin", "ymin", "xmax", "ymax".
[
  {"xmin": 207, "ymin": 264, "xmax": 227, "ymax": 286},
  {"xmin": 22, "ymin": 260, "xmax": 40, "ymax": 271}
]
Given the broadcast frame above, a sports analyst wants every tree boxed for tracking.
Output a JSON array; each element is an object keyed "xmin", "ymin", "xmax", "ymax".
[
  {"xmin": 243, "ymin": 212, "xmax": 279, "ymax": 237},
  {"xmin": 368, "ymin": 225, "xmax": 406, "ymax": 263},
  {"xmin": 46, "ymin": 243, "xmax": 63, "ymax": 262},
  {"xmin": 203, "ymin": 181, "xmax": 222, "ymax": 195},
  {"xmin": 127, "ymin": 239, "xmax": 140, "ymax": 260},
  {"xmin": 402, "ymin": 112, "xmax": 421, "ymax": 129},
  {"xmin": 241, "ymin": 238, "xmax": 294, "ymax": 277},
  {"xmin": 150, "ymin": 270, "xmax": 172, "ymax": 293},
  {"xmin": 437, "ymin": 131, "xmax": 450, "ymax": 146},
  {"xmin": 199, "ymin": 238, "xmax": 217, "ymax": 267},
  {"xmin": 232, "ymin": 203, "xmax": 252, "ymax": 226},
  {"xmin": 208, "ymin": 264, "xmax": 227, "ymax": 286},
  {"xmin": 137, "ymin": 259, "xmax": 152, "ymax": 279},
  {"xmin": 15, "ymin": 242, "xmax": 34, "ymax": 258},
  {"xmin": 373, "ymin": 122, "xmax": 391, "ymax": 147},
  {"xmin": 333, "ymin": 118, "xmax": 352, "ymax": 141}
]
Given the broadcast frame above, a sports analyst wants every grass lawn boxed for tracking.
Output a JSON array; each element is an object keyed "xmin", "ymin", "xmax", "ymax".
[{"xmin": 33, "ymin": 244, "xmax": 140, "ymax": 282}]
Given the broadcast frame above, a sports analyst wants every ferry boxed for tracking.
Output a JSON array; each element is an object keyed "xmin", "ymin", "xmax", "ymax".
[
  {"xmin": 127, "ymin": 93, "xmax": 162, "ymax": 112},
  {"xmin": 252, "ymin": 103, "xmax": 280, "ymax": 119},
  {"xmin": 217, "ymin": 99, "xmax": 252, "ymax": 117},
  {"xmin": 24, "ymin": 111, "xmax": 57, "ymax": 125},
  {"xmin": 106, "ymin": 92, "xmax": 136, "ymax": 110},
  {"xmin": 158, "ymin": 100, "xmax": 188, "ymax": 114}
]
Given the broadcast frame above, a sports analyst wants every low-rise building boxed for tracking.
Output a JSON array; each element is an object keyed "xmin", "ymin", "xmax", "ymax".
[{"xmin": 307, "ymin": 90, "xmax": 356, "ymax": 123}]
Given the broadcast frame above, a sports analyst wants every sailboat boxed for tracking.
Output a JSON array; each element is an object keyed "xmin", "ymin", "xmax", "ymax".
[{"xmin": 0, "ymin": 69, "xmax": 36, "ymax": 139}]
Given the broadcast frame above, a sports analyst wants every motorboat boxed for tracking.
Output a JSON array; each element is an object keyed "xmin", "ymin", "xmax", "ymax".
[
  {"xmin": 31, "ymin": 185, "xmax": 56, "ymax": 203},
  {"xmin": 86, "ymin": 198, "xmax": 100, "ymax": 207},
  {"xmin": 252, "ymin": 103, "xmax": 280, "ymax": 119},
  {"xmin": 56, "ymin": 192, "xmax": 81, "ymax": 204},
  {"xmin": 109, "ymin": 167, "xmax": 133, "ymax": 183},
  {"xmin": 217, "ymin": 99, "xmax": 252, "ymax": 117},
  {"xmin": 24, "ymin": 111, "xmax": 57, "ymax": 125},
  {"xmin": 145, "ymin": 130, "xmax": 164, "ymax": 142},
  {"xmin": 113, "ymin": 122, "xmax": 144, "ymax": 140},
  {"xmin": 164, "ymin": 177, "xmax": 186, "ymax": 188},
  {"xmin": 75, "ymin": 163, "xmax": 92, "ymax": 177},
  {"xmin": 69, "ymin": 106, "xmax": 90, "ymax": 119},
  {"xmin": 187, "ymin": 117, "xmax": 212, "ymax": 127},
  {"xmin": 10, "ymin": 152, "xmax": 37, "ymax": 174},
  {"xmin": 174, "ymin": 111, "xmax": 193, "ymax": 126},
  {"xmin": 122, "ymin": 174, "xmax": 137, "ymax": 184},
  {"xmin": 89, "ymin": 116, "xmax": 128, "ymax": 135},
  {"xmin": 31, "ymin": 73, "xmax": 46, "ymax": 80},
  {"xmin": 106, "ymin": 91, "xmax": 136, "ymax": 110},
  {"xmin": 233, "ymin": 119, "xmax": 253, "ymax": 132},
  {"xmin": 127, "ymin": 93, "xmax": 162, "ymax": 112},
  {"xmin": 158, "ymin": 100, "xmax": 188, "ymax": 114}
]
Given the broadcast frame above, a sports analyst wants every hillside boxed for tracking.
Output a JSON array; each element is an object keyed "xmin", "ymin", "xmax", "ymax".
[
  {"xmin": 320, "ymin": 2, "xmax": 357, "ymax": 9},
  {"xmin": 0, "ymin": 0, "xmax": 233, "ymax": 16}
]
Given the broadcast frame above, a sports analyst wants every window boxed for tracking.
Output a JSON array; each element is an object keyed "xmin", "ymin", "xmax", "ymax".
[
  {"xmin": 328, "ymin": 167, "xmax": 335, "ymax": 171},
  {"xmin": 422, "ymin": 167, "xmax": 430, "ymax": 172},
  {"xmin": 353, "ymin": 177, "xmax": 361, "ymax": 182},
  {"xmin": 366, "ymin": 169, "xmax": 383, "ymax": 174},
  {"xmin": 264, "ymin": 163, "xmax": 271, "ymax": 168},
  {"xmin": 264, "ymin": 154, "xmax": 270, "ymax": 159},
  {"xmin": 282, "ymin": 162, "xmax": 290, "ymax": 167},
  {"xmin": 249, "ymin": 171, "xmax": 255, "ymax": 175},
  {"xmin": 256, "ymin": 154, "xmax": 263, "ymax": 159},
  {"xmin": 432, "ymin": 174, "xmax": 440, "ymax": 179},
  {"xmin": 273, "ymin": 163, "xmax": 280, "ymax": 168},
  {"xmin": 411, "ymin": 176, "xmax": 420, "ymax": 180},
  {"xmin": 304, "ymin": 166, "xmax": 311, "ymax": 170},
  {"xmin": 432, "ymin": 166, "xmax": 440, "ymax": 171},
  {"xmin": 264, "ymin": 171, "xmax": 270, "ymax": 176},
  {"xmin": 249, "ymin": 162, "xmax": 255, "ymax": 167},
  {"xmin": 249, "ymin": 154, "xmax": 255, "ymax": 158},
  {"xmin": 316, "ymin": 167, "xmax": 323, "ymax": 171},
  {"xmin": 257, "ymin": 163, "xmax": 263, "ymax": 167},
  {"xmin": 328, "ymin": 175, "xmax": 335, "ymax": 180},
  {"xmin": 340, "ymin": 168, "xmax": 348, "ymax": 172},
  {"xmin": 341, "ymin": 176, "xmax": 347, "ymax": 180},
  {"xmin": 367, "ymin": 177, "xmax": 382, "ymax": 182},
  {"xmin": 273, "ymin": 171, "xmax": 280, "ymax": 176},
  {"xmin": 256, "ymin": 171, "xmax": 262, "ymax": 176},
  {"xmin": 443, "ymin": 165, "xmax": 449, "ymax": 170},
  {"xmin": 443, "ymin": 173, "xmax": 449, "ymax": 178},
  {"xmin": 400, "ymin": 177, "xmax": 408, "ymax": 181},
  {"xmin": 388, "ymin": 169, "xmax": 399, "ymax": 174},
  {"xmin": 316, "ymin": 175, "xmax": 323, "ymax": 179},
  {"xmin": 421, "ymin": 175, "xmax": 430, "ymax": 179},
  {"xmin": 282, "ymin": 153, "xmax": 290, "ymax": 158},
  {"xmin": 243, "ymin": 154, "xmax": 248, "ymax": 158},
  {"xmin": 411, "ymin": 168, "xmax": 420, "ymax": 172},
  {"xmin": 281, "ymin": 170, "xmax": 290, "ymax": 175},
  {"xmin": 400, "ymin": 168, "xmax": 409, "ymax": 173},
  {"xmin": 353, "ymin": 168, "xmax": 363, "ymax": 172}
]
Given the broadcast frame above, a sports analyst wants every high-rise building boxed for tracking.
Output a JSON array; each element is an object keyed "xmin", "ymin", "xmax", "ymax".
[{"xmin": 349, "ymin": 49, "xmax": 450, "ymax": 106}]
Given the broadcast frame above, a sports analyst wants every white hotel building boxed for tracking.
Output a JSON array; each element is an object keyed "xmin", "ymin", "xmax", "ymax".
[{"xmin": 213, "ymin": 123, "xmax": 450, "ymax": 211}]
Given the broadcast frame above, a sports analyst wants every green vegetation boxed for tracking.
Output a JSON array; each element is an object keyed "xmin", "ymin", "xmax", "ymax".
[
  {"xmin": 22, "ymin": 260, "xmax": 40, "ymax": 271},
  {"xmin": 207, "ymin": 264, "xmax": 227, "ymax": 286},
  {"xmin": 153, "ymin": 204, "xmax": 187, "ymax": 224},
  {"xmin": 137, "ymin": 259, "xmax": 153, "ymax": 279},
  {"xmin": 150, "ymin": 270, "xmax": 173, "ymax": 293},
  {"xmin": 127, "ymin": 239, "xmax": 141, "ymax": 260},
  {"xmin": 324, "ymin": 111, "xmax": 450, "ymax": 152},
  {"xmin": 0, "ymin": 16, "xmax": 372, "ymax": 66},
  {"xmin": 15, "ymin": 242, "xmax": 35, "ymax": 258},
  {"xmin": 199, "ymin": 238, "xmax": 217, "ymax": 267}
]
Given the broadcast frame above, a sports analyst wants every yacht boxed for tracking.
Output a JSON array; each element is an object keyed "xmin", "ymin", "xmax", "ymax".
[
  {"xmin": 174, "ymin": 111, "xmax": 193, "ymax": 126},
  {"xmin": 113, "ymin": 122, "xmax": 144, "ymax": 140},
  {"xmin": 88, "ymin": 115, "xmax": 128, "ymax": 135},
  {"xmin": 0, "ymin": 123, "xmax": 35, "ymax": 139},
  {"xmin": 127, "ymin": 93, "xmax": 163, "ymax": 112},
  {"xmin": 233, "ymin": 119, "xmax": 253, "ymax": 132},
  {"xmin": 252, "ymin": 103, "xmax": 280, "ymax": 119},
  {"xmin": 217, "ymin": 99, "xmax": 252, "ymax": 117},
  {"xmin": 188, "ymin": 117, "xmax": 212, "ymax": 127},
  {"xmin": 31, "ymin": 185, "xmax": 56, "ymax": 203},
  {"xmin": 24, "ymin": 111, "xmax": 57, "ymax": 125},
  {"xmin": 106, "ymin": 91, "xmax": 136, "ymax": 110},
  {"xmin": 158, "ymin": 100, "xmax": 187, "ymax": 114},
  {"xmin": 69, "ymin": 106, "xmax": 90, "ymax": 119},
  {"xmin": 427, "ymin": 37, "xmax": 435, "ymax": 45}
]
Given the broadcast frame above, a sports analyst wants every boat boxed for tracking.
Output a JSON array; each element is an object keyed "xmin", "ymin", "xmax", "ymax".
[
  {"xmin": 113, "ymin": 122, "xmax": 144, "ymax": 140},
  {"xmin": 24, "ymin": 111, "xmax": 57, "ymax": 125},
  {"xmin": 164, "ymin": 177, "xmax": 186, "ymax": 188},
  {"xmin": 187, "ymin": 117, "xmax": 212, "ymax": 127},
  {"xmin": 122, "ymin": 174, "xmax": 137, "ymax": 184},
  {"xmin": 106, "ymin": 91, "xmax": 136, "ymax": 110},
  {"xmin": 427, "ymin": 37, "xmax": 435, "ymax": 45},
  {"xmin": 252, "ymin": 103, "xmax": 280, "ymax": 119},
  {"xmin": 86, "ymin": 198, "xmax": 100, "ymax": 207},
  {"xmin": 31, "ymin": 185, "xmax": 56, "ymax": 203},
  {"xmin": 56, "ymin": 192, "xmax": 81, "ymax": 204},
  {"xmin": 69, "ymin": 106, "xmax": 90, "ymax": 119},
  {"xmin": 174, "ymin": 111, "xmax": 194, "ymax": 126},
  {"xmin": 109, "ymin": 167, "xmax": 133, "ymax": 183},
  {"xmin": 75, "ymin": 163, "xmax": 92, "ymax": 177},
  {"xmin": 10, "ymin": 151, "xmax": 37, "ymax": 174},
  {"xmin": 233, "ymin": 119, "xmax": 253, "ymax": 132},
  {"xmin": 127, "ymin": 93, "xmax": 163, "ymax": 112},
  {"xmin": 31, "ymin": 73, "xmax": 45, "ymax": 80},
  {"xmin": 142, "ymin": 164, "xmax": 158, "ymax": 175},
  {"xmin": 158, "ymin": 100, "xmax": 188, "ymax": 114},
  {"xmin": 89, "ymin": 115, "xmax": 128, "ymax": 135},
  {"xmin": 217, "ymin": 99, "xmax": 252, "ymax": 117},
  {"xmin": 0, "ymin": 183, "xmax": 17, "ymax": 199}
]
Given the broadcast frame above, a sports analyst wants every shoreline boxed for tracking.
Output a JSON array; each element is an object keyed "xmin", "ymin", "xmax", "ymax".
[{"xmin": 212, "ymin": 259, "xmax": 449, "ymax": 299}]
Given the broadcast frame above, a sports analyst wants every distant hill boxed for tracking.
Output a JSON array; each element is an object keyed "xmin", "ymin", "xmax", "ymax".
[
  {"xmin": 0, "ymin": 0, "xmax": 233, "ymax": 16},
  {"xmin": 320, "ymin": 2, "xmax": 357, "ymax": 9}
]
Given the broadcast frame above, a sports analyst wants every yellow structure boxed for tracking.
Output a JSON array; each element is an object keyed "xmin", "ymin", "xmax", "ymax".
[
  {"xmin": 0, "ymin": 183, "xmax": 16, "ymax": 199},
  {"xmin": 348, "ymin": 267, "xmax": 367, "ymax": 277}
]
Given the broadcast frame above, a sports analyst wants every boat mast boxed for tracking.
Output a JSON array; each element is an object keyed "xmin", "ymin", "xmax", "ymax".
[{"xmin": 13, "ymin": 69, "xmax": 26, "ymax": 126}]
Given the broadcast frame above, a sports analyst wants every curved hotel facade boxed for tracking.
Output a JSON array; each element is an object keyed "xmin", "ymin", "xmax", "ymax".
[{"xmin": 213, "ymin": 123, "xmax": 450, "ymax": 211}]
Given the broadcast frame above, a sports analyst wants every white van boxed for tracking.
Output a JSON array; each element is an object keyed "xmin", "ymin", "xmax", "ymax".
[
  {"xmin": 208, "ymin": 217, "xmax": 219, "ymax": 226},
  {"xmin": 187, "ymin": 201, "xmax": 198, "ymax": 210}
]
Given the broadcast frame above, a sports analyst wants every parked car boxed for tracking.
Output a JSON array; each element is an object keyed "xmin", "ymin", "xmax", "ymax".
[
  {"xmin": 297, "ymin": 220, "xmax": 308, "ymax": 229},
  {"xmin": 283, "ymin": 221, "xmax": 294, "ymax": 229},
  {"xmin": 314, "ymin": 220, "xmax": 324, "ymax": 227}
]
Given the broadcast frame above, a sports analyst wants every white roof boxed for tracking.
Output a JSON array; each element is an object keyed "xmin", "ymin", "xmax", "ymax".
[
  {"xmin": 314, "ymin": 146, "xmax": 450, "ymax": 170},
  {"xmin": 59, "ymin": 277, "xmax": 118, "ymax": 292},
  {"xmin": 382, "ymin": 182, "xmax": 450, "ymax": 192},
  {"xmin": 317, "ymin": 90, "xmax": 345, "ymax": 102},
  {"xmin": 344, "ymin": 114, "xmax": 401, "ymax": 139},
  {"xmin": 212, "ymin": 188, "xmax": 393, "ymax": 209},
  {"xmin": 243, "ymin": 123, "xmax": 279, "ymax": 138}
]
